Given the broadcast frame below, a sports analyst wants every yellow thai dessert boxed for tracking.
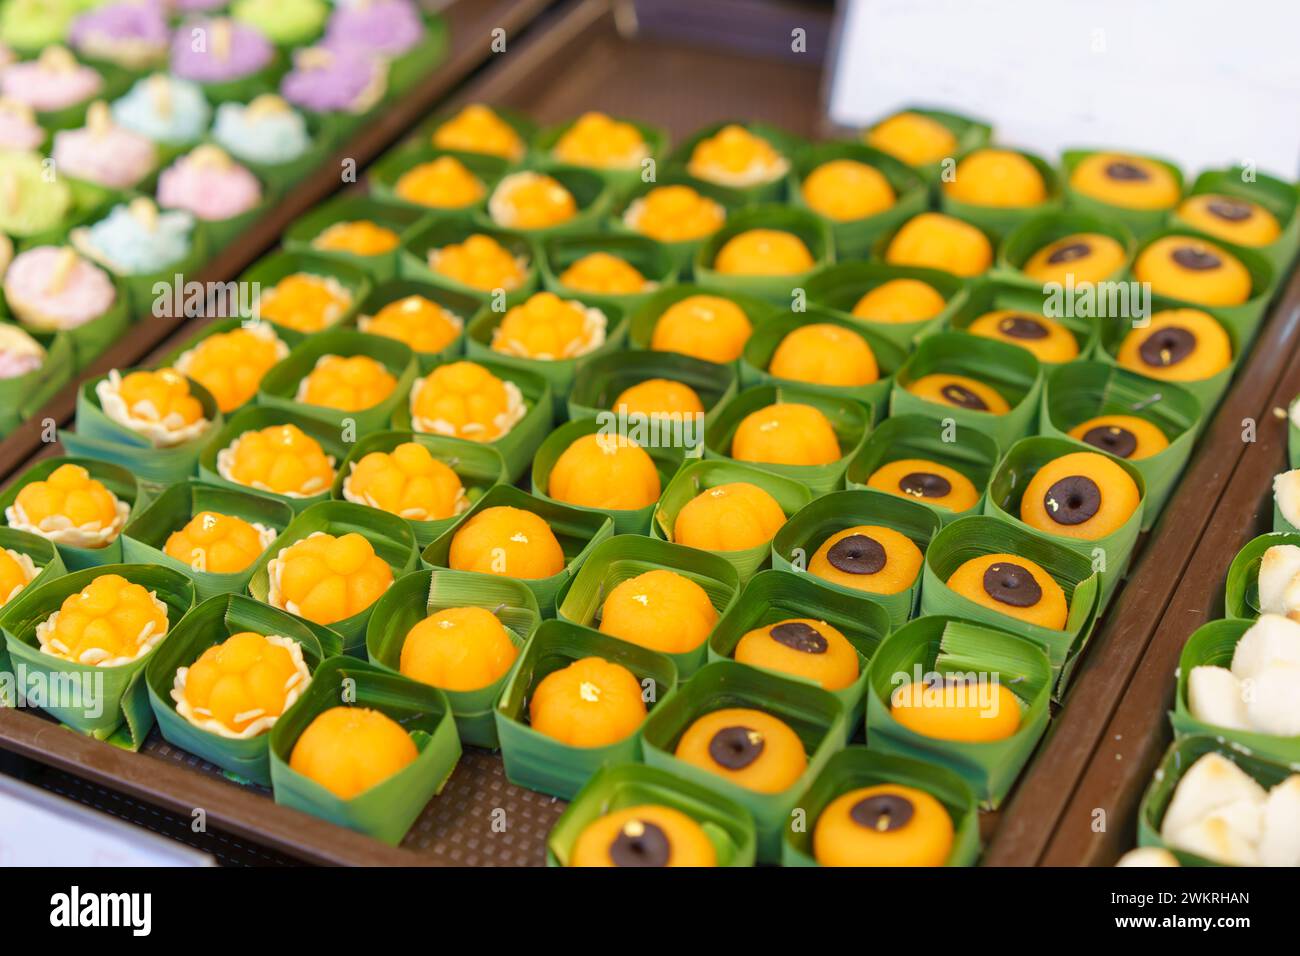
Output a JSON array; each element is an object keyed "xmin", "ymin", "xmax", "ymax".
[
  {"xmin": 687, "ymin": 124, "xmax": 789, "ymax": 188},
  {"xmin": 359, "ymin": 295, "xmax": 462, "ymax": 355},
  {"xmin": 650, "ymin": 294, "xmax": 752, "ymax": 362},
  {"xmin": 343, "ymin": 441, "xmax": 467, "ymax": 522},
  {"xmin": 613, "ymin": 379, "xmax": 705, "ymax": 420},
  {"xmin": 0, "ymin": 547, "xmax": 37, "ymax": 607},
  {"xmin": 851, "ymin": 279, "xmax": 948, "ymax": 325},
  {"xmin": 1067, "ymin": 414, "xmax": 1170, "ymax": 461},
  {"xmin": 400, "ymin": 606, "xmax": 519, "ymax": 692},
  {"xmin": 673, "ymin": 482, "xmax": 786, "ymax": 551},
  {"xmin": 1069, "ymin": 153, "xmax": 1180, "ymax": 210},
  {"xmin": 558, "ymin": 252, "xmax": 651, "ymax": 296},
  {"xmin": 547, "ymin": 433, "xmax": 661, "ymax": 511},
  {"xmin": 409, "ymin": 361, "xmax": 526, "ymax": 442},
  {"xmin": 551, "ymin": 112, "xmax": 649, "ymax": 170},
  {"xmin": 598, "ymin": 569, "xmax": 718, "ymax": 654},
  {"xmin": 865, "ymin": 459, "xmax": 981, "ymax": 513},
  {"xmin": 95, "ymin": 368, "xmax": 210, "ymax": 448},
  {"xmin": 813, "ymin": 784, "xmax": 955, "ymax": 867},
  {"xmin": 163, "ymin": 511, "xmax": 276, "ymax": 574},
  {"xmin": 174, "ymin": 322, "xmax": 289, "ymax": 413},
  {"xmin": 491, "ymin": 291, "xmax": 606, "ymax": 361},
  {"xmin": 675, "ymin": 707, "xmax": 806, "ymax": 793},
  {"xmin": 393, "ymin": 156, "xmax": 486, "ymax": 209},
  {"xmin": 735, "ymin": 618, "xmax": 859, "ymax": 691},
  {"xmin": 311, "ymin": 220, "xmax": 401, "ymax": 257},
  {"xmin": 7, "ymin": 463, "xmax": 130, "ymax": 549},
  {"xmin": 290, "ymin": 706, "xmax": 418, "ymax": 799},
  {"xmin": 1116, "ymin": 308, "xmax": 1232, "ymax": 383},
  {"xmin": 430, "ymin": 234, "xmax": 528, "ymax": 293},
  {"xmin": 448, "ymin": 505, "xmax": 565, "ymax": 579},
  {"xmin": 1133, "ymin": 236, "xmax": 1252, "ymax": 306},
  {"xmin": 267, "ymin": 531, "xmax": 393, "ymax": 625},
  {"xmin": 906, "ymin": 373, "xmax": 1010, "ymax": 414},
  {"xmin": 865, "ymin": 112, "xmax": 957, "ymax": 167},
  {"xmin": 295, "ymin": 354, "xmax": 398, "ymax": 412},
  {"xmin": 966, "ymin": 310, "xmax": 1079, "ymax": 364},
  {"xmin": 1021, "ymin": 233, "xmax": 1128, "ymax": 285},
  {"xmin": 885, "ymin": 213, "xmax": 992, "ymax": 277},
  {"xmin": 890, "ymin": 674, "xmax": 1022, "ymax": 743},
  {"xmin": 172, "ymin": 631, "xmax": 311, "ymax": 738},
  {"xmin": 808, "ymin": 525, "xmax": 924, "ymax": 597},
  {"xmin": 431, "ymin": 104, "xmax": 525, "ymax": 161},
  {"xmin": 944, "ymin": 149, "xmax": 1047, "ymax": 207},
  {"xmin": 731, "ymin": 402, "xmax": 841, "ymax": 466},
  {"xmin": 948, "ymin": 553, "xmax": 1069, "ymax": 629},
  {"xmin": 713, "ymin": 228, "xmax": 815, "ymax": 276},
  {"xmin": 529, "ymin": 656, "xmax": 647, "ymax": 747},
  {"xmin": 570, "ymin": 805, "xmax": 717, "ymax": 867},
  {"xmin": 1019, "ymin": 451, "xmax": 1141, "ymax": 542},
  {"xmin": 801, "ymin": 159, "xmax": 895, "ymax": 222},
  {"xmin": 36, "ymin": 573, "xmax": 168, "ymax": 666},
  {"xmin": 1176, "ymin": 194, "xmax": 1281, "ymax": 247},
  {"xmin": 623, "ymin": 184, "xmax": 725, "ymax": 243},
  {"xmin": 769, "ymin": 323, "xmax": 879, "ymax": 387},
  {"xmin": 488, "ymin": 171, "xmax": 578, "ymax": 230},
  {"xmin": 217, "ymin": 423, "xmax": 336, "ymax": 498},
  {"xmin": 256, "ymin": 273, "xmax": 353, "ymax": 334}
]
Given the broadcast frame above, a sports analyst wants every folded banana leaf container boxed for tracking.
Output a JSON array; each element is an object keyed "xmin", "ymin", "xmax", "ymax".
[
  {"xmin": 938, "ymin": 147, "xmax": 1062, "ymax": 239},
  {"xmin": 281, "ymin": 194, "xmax": 433, "ymax": 281},
  {"xmin": 665, "ymin": 120, "xmax": 805, "ymax": 204},
  {"xmin": 692, "ymin": 205, "xmax": 834, "ymax": 303},
  {"xmin": 1059, "ymin": 148, "xmax": 1185, "ymax": 239},
  {"xmin": 994, "ymin": 210, "xmax": 1137, "ymax": 288},
  {"xmin": 353, "ymin": 278, "xmax": 482, "ymax": 371},
  {"xmin": 625, "ymin": 282, "xmax": 777, "ymax": 353},
  {"xmin": 803, "ymin": 261, "xmax": 968, "ymax": 351},
  {"xmin": 605, "ymin": 169, "xmax": 748, "ymax": 274},
  {"xmin": 566, "ymin": 348, "xmax": 738, "ymax": 426},
  {"xmin": 398, "ymin": 215, "xmax": 541, "ymax": 309},
  {"xmin": 861, "ymin": 106, "xmax": 992, "ymax": 185},
  {"xmin": 0, "ymin": 528, "xmax": 66, "ymax": 701},
  {"xmin": 1171, "ymin": 165, "xmax": 1300, "ymax": 273},
  {"xmin": 0, "ymin": 326, "xmax": 74, "ymax": 437},
  {"xmin": 944, "ymin": 278, "xmax": 1100, "ymax": 365},
  {"xmin": 1223, "ymin": 531, "xmax": 1300, "ymax": 619},
  {"xmin": 472, "ymin": 163, "xmax": 612, "ymax": 238},
  {"xmin": 537, "ymin": 232, "xmax": 679, "ymax": 314},
  {"xmin": 236, "ymin": 251, "xmax": 374, "ymax": 346}
]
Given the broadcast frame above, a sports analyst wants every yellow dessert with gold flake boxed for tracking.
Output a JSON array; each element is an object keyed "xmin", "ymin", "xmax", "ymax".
[
  {"xmin": 174, "ymin": 322, "xmax": 288, "ymax": 413},
  {"xmin": 650, "ymin": 294, "xmax": 752, "ymax": 362},
  {"xmin": 906, "ymin": 373, "xmax": 1010, "ymax": 414},
  {"xmin": 268, "ymin": 531, "xmax": 393, "ymax": 625},
  {"xmin": 1069, "ymin": 153, "xmax": 1180, "ymax": 211},
  {"xmin": 489, "ymin": 171, "xmax": 578, "ymax": 230},
  {"xmin": 944, "ymin": 149, "xmax": 1047, "ymax": 207},
  {"xmin": 217, "ymin": 423, "xmax": 336, "ymax": 498},
  {"xmin": 95, "ymin": 367, "xmax": 210, "ymax": 447},
  {"xmin": 431, "ymin": 104, "xmax": 525, "ymax": 161},
  {"xmin": 290, "ymin": 706, "xmax": 418, "ymax": 799},
  {"xmin": 688, "ymin": 124, "xmax": 789, "ymax": 188},
  {"xmin": 552, "ymin": 112, "xmax": 649, "ymax": 170},
  {"xmin": 163, "ymin": 510, "xmax": 276, "ymax": 574},
  {"xmin": 256, "ymin": 273, "xmax": 353, "ymax": 334},
  {"xmin": 802, "ymin": 159, "xmax": 895, "ymax": 221},
  {"xmin": 400, "ymin": 606, "xmax": 519, "ymax": 692},
  {"xmin": 409, "ymin": 360, "xmax": 526, "ymax": 442},
  {"xmin": 430, "ymin": 234, "xmax": 527, "ymax": 292},
  {"xmin": 613, "ymin": 378, "xmax": 705, "ymax": 420},
  {"xmin": 312, "ymin": 220, "xmax": 401, "ymax": 257},
  {"xmin": 172, "ymin": 631, "xmax": 312, "ymax": 738},
  {"xmin": 966, "ymin": 310, "xmax": 1079, "ymax": 364},
  {"xmin": 1176, "ymin": 194, "xmax": 1281, "ymax": 248},
  {"xmin": 7, "ymin": 463, "xmax": 130, "ymax": 549},
  {"xmin": 769, "ymin": 323, "xmax": 879, "ymax": 387},
  {"xmin": 547, "ymin": 433, "xmax": 661, "ymax": 511},
  {"xmin": 570, "ymin": 805, "xmax": 717, "ymax": 867},
  {"xmin": 1021, "ymin": 232, "xmax": 1128, "ymax": 285},
  {"xmin": 735, "ymin": 618, "xmax": 860, "ymax": 691},
  {"xmin": 623, "ymin": 184, "xmax": 725, "ymax": 243},
  {"xmin": 1133, "ymin": 236, "xmax": 1252, "ymax": 307},
  {"xmin": 36, "ymin": 573, "xmax": 169, "ymax": 667},
  {"xmin": 530, "ymin": 656, "xmax": 647, "ymax": 748},
  {"xmin": 885, "ymin": 212, "xmax": 992, "ymax": 277},
  {"xmin": 673, "ymin": 481, "xmax": 786, "ymax": 551},
  {"xmin": 0, "ymin": 547, "xmax": 37, "ymax": 607},
  {"xmin": 491, "ymin": 291, "xmax": 606, "ymax": 361},
  {"xmin": 598, "ymin": 568, "xmax": 718, "ymax": 655},
  {"xmin": 731, "ymin": 402, "xmax": 841, "ymax": 466},
  {"xmin": 342, "ymin": 441, "xmax": 467, "ymax": 521},
  {"xmin": 852, "ymin": 278, "xmax": 948, "ymax": 325},
  {"xmin": 714, "ymin": 228, "xmax": 815, "ymax": 276},
  {"xmin": 448, "ymin": 505, "xmax": 565, "ymax": 579},
  {"xmin": 558, "ymin": 252, "xmax": 651, "ymax": 296},
  {"xmin": 393, "ymin": 156, "xmax": 487, "ymax": 210},
  {"xmin": 295, "ymin": 354, "xmax": 398, "ymax": 412},
  {"xmin": 359, "ymin": 295, "xmax": 462, "ymax": 355},
  {"xmin": 1116, "ymin": 308, "xmax": 1232, "ymax": 383},
  {"xmin": 865, "ymin": 112, "xmax": 957, "ymax": 167}
]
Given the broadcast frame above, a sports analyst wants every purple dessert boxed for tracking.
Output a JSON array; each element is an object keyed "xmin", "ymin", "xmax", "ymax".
[
  {"xmin": 170, "ymin": 17, "xmax": 274, "ymax": 83},
  {"xmin": 323, "ymin": 0, "xmax": 425, "ymax": 59},
  {"xmin": 173, "ymin": 0, "xmax": 228, "ymax": 10},
  {"xmin": 69, "ymin": 0, "xmax": 170, "ymax": 70},
  {"xmin": 280, "ymin": 45, "xmax": 386, "ymax": 114}
]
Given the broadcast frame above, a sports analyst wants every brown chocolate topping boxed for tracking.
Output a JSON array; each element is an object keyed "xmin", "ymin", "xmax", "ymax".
[
  {"xmin": 1105, "ymin": 160, "xmax": 1150, "ymax": 182},
  {"xmin": 982, "ymin": 561, "xmax": 1044, "ymax": 608},
  {"xmin": 1138, "ymin": 326, "xmax": 1196, "ymax": 368},
  {"xmin": 1206, "ymin": 198, "xmax": 1253, "ymax": 222},
  {"xmin": 708, "ymin": 726, "xmax": 764, "ymax": 770},
  {"xmin": 1081, "ymin": 424, "xmax": 1138, "ymax": 458},
  {"xmin": 770, "ymin": 621, "xmax": 829, "ymax": 654},
  {"xmin": 1171, "ymin": 245, "xmax": 1222, "ymax": 271},
  {"xmin": 998, "ymin": 314, "xmax": 1050, "ymax": 340},
  {"xmin": 1043, "ymin": 474, "xmax": 1102, "ymax": 525},
  {"xmin": 899, "ymin": 471, "xmax": 953, "ymax": 499},
  {"xmin": 1045, "ymin": 241, "xmax": 1092, "ymax": 264},
  {"xmin": 850, "ymin": 793, "xmax": 915, "ymax": 832},
  {"xmin": 940, "ymin": 383, "xmax": 989, "ymax": 410},
  {"xmin": 826, "ymin": 533, "xmax": 886, "ymax": 575},
  {"xmin": 609, "ymin": 820, "xmax": 671, "ymax": 867}
]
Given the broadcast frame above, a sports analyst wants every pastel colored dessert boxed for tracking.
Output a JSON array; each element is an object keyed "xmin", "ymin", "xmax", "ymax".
[
  {"xmin": 529, "ymin": 656, "xmax": 646, "ymax": 747},
  {"xmin": 0, "ymin": 98, "xmax": 44, "ymax": 150},
  {"xmin": 598, "ymin": 568, "xmax": 717, "ymax": 654},
  {"xmin": 0, "ymin": 545, "xmax": 37, "ymax": 607},
  {"xmin": 801, "ymin": 159, "xmax": 894, "ymax": 222},
  {"xmin": 1252, "ymin": 547, "xmax": 1300, "ymax": 619},
  {"xmin": 0, "ymin": 322, "xmax": 46, "ymax": 379},
  {"xmin": 448, "ymin": 505, "xmax": 564, "ymax": 579},
  {"xmin": 1021, "ymin": 232, "xmax": 1127, "ymax": 285},
  {"xmin": 890, "ymin": 673, "xmax": 1022, "ymax": 742},
  {"xmin": 408, "ymin": 361, "xmax": 526, "ymax": 442},
  {"xmin": 713, "ymin": 228, "xmax": 815, "ymax": 276},
  {"xmin": 295, "ymin": 354, "xmax": 397, "ymax": 412},
  {"xmin": 808, "ymin": 525, "xmax": 923, "ymax": 597},
  {"xmin": 673, "ymin": 481, "xmax": 786, "ymax": 552},
  {"xmin": 428, "ymin": 234, "xmax": 527, "ymax": 292},
  {"xmin": 281, "ymin": 45, "xmax": 387, "ymax": 114},
  {"xmin": 1, "ymin": 46, "xmax": 102, "ymax": 113},
  {"xmin": 267, "ymin": 530, "xmax": 393, "ymax": 625},
  {"xmin": 966, "ymin": 309, "xmax": 1079, "ymax": 363},
  {"xmin": 256, "ymin": 273, "xmax": 353, "ymax": 334},
  {"xmin": 551, "ymin": 111, "xmax": 649, "ymax": 170},
  {"xmin": 1114, "ymin": 848, "xmax": 1180, "ymax": 868},
  {"xmin": 70, "ymin": 198, "xmax": 195, "ymax": 276},
  {"xmin": 905, "ymin": 372, "xmax": 1010, "ymax": 414},
  {"xmin": 623, "ymin": 184, "xmax": 725, "ymax": 243},
  {"xmin": 170, "ymin": 16, "xmax": 274, "ymax": 84},
  {"xmin": 730, "ymin": 402, "xmax": 840, "ymax": 466},
  {"xmin": 1067, "ymin": 415, "xmax": 1169, "ymax": 461},
  {"xmin": 851, "ymin": 278, "xmax": 948, "ymax": 325},
  {"xmin": 735, "ymin": 618, "xmax": 859, "ymax": 691},
  {"xmin": 947, "ymin": 553, "xmax": 1068, "ymax": 629},
  {"xmin": 612, "ymin": 378, "xmax": 705, "ymax": 421},
  {"xmin": 36, "ymin": 573, "xmax": 168, "ymax": 666},
  {"xmin": 163, "ymin": 510, "xmax": 276, "ymax": 574},
  {"xmin": 216, "ymin": 423, "xmax": 336, "ymax": 497},
  {"xmin": 173, "ymin": 322, "xmax": 288, "ymax": 412},
  {"xmin": 53, "ymin": 103, "xmax": 158, "ymax": 190},
  {"xmin": 687, "ymin": 125, "xmax": 788, "ymax": 188},
  {"xmin": 650, "ymin": 294, "xmax": 752, "ymax": 362},
  {"xmin": 312, "ymin": 220, "xmax": 401, "ymax": 257},
  {"xmin": 813, "ymin": 784, "xmax": 954, "ymax": 867},
  {"xmin": 1133, "ymin": 236, "xmax": 1252, "ymax": 306},
  {"xmin": 488, "ymin": 171, "xmax": 578, "ymax": 230},
  {"xmin": 232, "ymin": 0, "xmax": 327, "ymax": 46},
  {"xmin": 172, "ymin": 631, "xmax": 311, "ymax": 738},
  {"xmin": 323, "ymin": 0, "xmax": 424, "ymax": 59},
  {"xmin": 359, "ymin": 295, "xmax": 462, "ymax": 354},
  {"xmin": 1116, "ymin": 308, "xmax": 1232, "ymax": 382},
  {"xmin": 490, "ymin": 291, "xmax": 606, "ymax": 360},
  {"xmin": 4, "ymin": 247, "xmax": 117, "ymax": 332},
  {"xmin": 943, "ymin": 149, "xmax": 1047, "ymax": 207},
  {"xmin": 400, "ymin": 606, "xmax": 518, "ymax": 692},
  {"xmin": 95, "ymin": 367, "xmax": 210, "ymax": 447},
  {"xmin": 393, "ymin": 155, "xmax": 485, "ymax": 209},
  {"xmin": 1019, "ymin": 450, "xmax": 1141, "ymax": 541},
  {"xmin": 212, "ymin": 96, "xmax": 312, "ymax": 167},
  {"xmin": 69, "ymin": 1, "xmax": 170, "ymax": 70},
  {"xmin": 342, "ymin": 440, "xmax": 467, "ymax": 521},
  {"xmin": 0, "ymin": 0, "xmax": 83, "ymax": 54},
  {"xmin": 431, "ymin": 104, "xmax": 525, "ymax": 161},
  {"xmin": 548, "ymin": 433, "xmax": 661, "ymax": 510},
  {"xmin": 1070, "ymin": 153, "xmax": 1179, "ymax": 210},
  {"xmin": 157, "ymin": 145, "xmax": 263, "ymax": 222},
  {"xmin": 885, "ymin": 212, "xmax": 992, "ymax": 277},
  {"xmin": 1186, "ymin": 614, "xmax": 1300, "ymax": 738},
  {"xmin": 112, "ymin": 74, "xmax": 211, "ymax": 145},
  {"xmin": 769, "ymin": 323, "xmax": 878, "ymax": 387},
  {"xmin": 1176, "ymin": 194, "xmax": 1281, "ymax": 248},
  {"xmin": 289, "ymin": 706, "xmax": 417, "ymax": 799},
  {"xmin": 674, "ymin": 707, "xmax": 806, "ymax": 793},
  {"xmin": 558, "ymin": 252, "xmax": 651, "ymax": 296},
  {"xmin": 865, "ymin": 112, "xmax": 956, "ymax": 167},
  {"xmin": 5, "ymin": 463, "xmax": 130, "ymax": 549},
  {"xmin": 570, "ymin": 805, "xmax": 717, "ymax": 867},
  {"xmin": 0, "ymin": 151, "xmax": 72, "ymax": 238},
  {"xmin": 866, "ymin": 459, "xmax": 981, "ymax": 512}
]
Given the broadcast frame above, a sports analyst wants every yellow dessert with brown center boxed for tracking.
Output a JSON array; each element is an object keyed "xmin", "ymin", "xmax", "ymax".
[
  {"xmin": 731, "ymin": 402, "xmax": 841, "ymax": 466},
  {"xmin": 492, "ymin": 291, "xmax": 606, "ymax": 360},
  {"xmin": 947, "ymin": 553, "xmax": 1068, "ymax": 629},
  {"xmin": 852, "ymin": 278, "xmax": 948, "ymax": 325},
  {"xmin": 1070, "ymin": 153, "xmax": 1180, "ymax": 210},
  {"xmin": 890, "ymin": 674, "xmax": 1022, "ymax": 742},
  {"xmin": 290, "ymin": 706, "xmax": 418, "ymax": 799},
  {"xmin": 312, "ymin": 220, "xmax": 401, "ymax": 257},
  {"xmin": 268, "ymin": 531, "xmax": 393, "ymax": 625},
  {"xmin": 688, "ymin": 125, "xmax": 788, "ymax": 188},
  {"xmin": 885, "ymin": 212, "xmax": 992, "ymax": 277},
  {"xmin": 571, "ymin": 805, "xmax": 717, "ymax": 867},
  {"xmin": 163, "ymin": 510, "xmax": 275, "ymax": 574},
  {"xmin": 802, "ymin": 159, "xmax": 895, "ymax": 222},
  {"xmin": 393, "ymin": 156, "xmax": 486, "ymax": 210},
  {"xmin": 735, "ymin": 618, "xmax": 859, "ymax": 691},
  {"xmin": 174, "ymin": 631, "xmax": 311, "ymax": 738},
  {"xmin": 257, "ymin": 273, "xmax": 353, "ymax": 334},
  {"xmin": 944, "ymin": 149, "xmax": 1047, "ymax": 207},
  {"xmin": 489, "ymin": 172, "xmax": 578, "ymax": 230},
  {"xmin": 906, "ymin": 372, "xmax": 1010, "ymax": 414},
  {"xmin": 714, "ymin": 228, "xmax": 815, "ymax": 276},
  {"xmin": 675, "ymin": 707, "xmax": 806, "ymax": 793},
  {"xmin": 1067, "ymin": 414, "xmax": 1170, "ymax": 461},
  {"xmin": 217, "ymin": 423, "xmax": 336, "ymax": 498},
  {"xmin": 598, "ymin": 568, "xmax": 717, "ymax": 654},
  {"xmin": 1133, "ymin": 236, "xmax": 1252, "ymax": 306},
  {"xmin": 400, "ymin": 606, "xmax": 519, "ymax": 692},
  {"xmin": 343, "ymin": 441, "xmax": 466, "ymax": 521},
  {"xmin": 409, "ymin": 361, "xmax": 526, "ymax": 442},
  {"xmin": 650, "ymin": 294, "xmax": 752, "ymax": 362},
  {"xmin": 558, "ymin": 252, "xmax": 650, "ymax": 296},
  {"xmin": 430, "ymin": 234, "xmax": 527, "ymax": 292},
  {"xmin": 623, "ymin": 185, "xmax": 725, "ymax": 243},
  {"xmin": 865, "ymin": 112, "xmax": 957, "ymax": 167},
  {"xmin": 0, "ymin": 547, "xmax": 36, "ymax": 607},
  {"xmin": 96, "ymin": 367, "xmax": 210, "ymax": 447},
  {"xmin": 360, "ymin": 295, "xmax": 462, "ymax": 355},
  {"xmin": 175, "ymin": 323, "xmax": 288, "ymax": 414},
  {"xmin": 8, "ymin": 463, "xmax": 129, "ymax": 549},
  {"xmin": 808, "ymin": 525, "xmax": 923, "ymax": 597},
  {"xmin": 1019, "ymin": 451, "xmax": 1141, "ymax": 541},
  {"xmin": 296, "ymin": 354, "xmax": 397, "ymax": 412},
  {"xmin": 552, "ymin": 112, "xmax": 649, "ymax": 170},
  {"xmin": 673, "ymin": 481, "xmax": 785, "ymax": 552},
  {"xmin": 37, "ymin": 573, "xmax": 168, "ymax": 666},
  {"xmin": 1022, "ymin": 232, "xmax": 1128, "ymax": 285},
  {"xmin": 966, "ymin": 309, "xmax": 1079, "ymax": 364},
  {"xmin": 431, "ymin": 104, "xmax": 525, "ymax": 161},
  {"xmin": 1176, "ymin": 194, "xmax": 1281, "ymax": 248},
  {"xmin": 449, "ymin": 505, "xmax": 565, "ymax": 579},
  {"xmin": 529, "ymin": 656, "xmax": 647, "ymax": 747},
  {"xmin": 1116, "ymin": 308, "xmax": 1232, "ymax": 382},
  {"xmin": 866, "ymin": 459, "xmax": 981, "ymax": 512},
  {"xmin": 613, "ymin": 378, "xmax": 705, "ymax": 420},
  {"xmin": 813, "ymin": 784, "xmax": 954, "ymax": 867},
  {"xmin": 548, "ymin": 433, "xmax": 661, "ymax": 511},
  {"xmin": 769, "ymin": 323, "xmax": 879, "ymax": 387}
]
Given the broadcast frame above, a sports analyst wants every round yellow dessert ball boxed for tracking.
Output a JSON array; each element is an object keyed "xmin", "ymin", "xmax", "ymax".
[
  {"xmin": 344, "ymin": 441, "xmax": 466, "ymax": 522},
  {"xmin": 552, "ymin": 111, "xmax": 648, "ymax": 170},
  {"xmin": 714, "ymin": 228, "xmax": 815, "ymax": 276},
  {"xmin": 966, "ymin": 309, "xmax": 1079, "ymax": 364},
  {"xmin": 650, "ymin": 294, "xmax": 752, "ymax": 362},
  {"xmin": 558, "ymin": 252, "xmax": 649, "ymax": 295},
  {"xmin": 673, "ymin": 482, "xmax": 786, "ymax": 551},
  {"xmin": 865, "ymin": 112, "xmax": 956, "ymax": 167},
  {"xmin": 432, "ymin": 104, "xmax": 525, "ymax": 161},
  {"xmin": 852, "ymin": 278, "xmax": 948, "ymax": 325},
  {"xmin": 570, "ymin": 804, "xmax": 717, "ymax": 867},
  {"xmin": 362, "ymin": 295, "xmax": 462, "ymax": 355},
  {"xmin": 734, "ymin": 617, "xmax": 860, "ymax": 691},
  {"xmin": 946, "ymin": 553, "xmax": 1069, "ymax": 630},
  {"xmin": 1176, "ymin": 194, "xmax": 1281, "ymax": 248},
  {"xmin": 490, "ymin": 171, "xmax": 578, "ymax": 230},
  {"xmin": 289, "ymin": 706, "xmax": 418, "ymax": 799},
  {"xmin": 905, "ymin": 373, "xmax": 1010, "ymax": 414},
  {"xmin": 808, "ymin": 525, "xmax": 923, "ymax": 596},
  {"xmin": 1069, "ymin": 153, "xmax": 1180, "ymax": 210},
  {"xmin": 449, "ymin": 505, "xmax": 565, "ymax": 579},
  {"xmin": 802, "ymin": 159, "xmax": 895, "ymax": 222},
  {"xmin": 731, "ymin": 402, "xmax": 841, "ymax": 466},
  {"xmin": 890, "ymin": 675, "xmax": 1022, "ymax": 742},
  {"xmin": 1133, "ymin": 236, "xmax": 1252, "ymax": 306},
  {"xmin": 885, "ymin": 212, "xmax": 992, "ymax": 277},
  {"xmin": 1019, "ymin": 451, "xmax": 1141, "ymax": 541},
  {"xmin": 432, "ymin": 234, "xmax": 527, "ymax": 292},
  {"xmin": 624, "ymin": 184, "xmax": 725, "ymax": 243},
  {"xmin": 1067, "ymin": 414, "xmax": 1170, "ymax": 461},
  {"xmin": 866, "ymin": 459, "xmax": 982, "ymax": 513},
  {"xmin": 813, "ymin": 784, "xmax": 954, "ymax": 867},
  {"xmin": 598, "ymin": 568, "xmax": 718, "ymax": 654},
  {"xmin": 529, "ymin": 656, "xmax": 647, "ymax": 747},
  {"xmin": 944, "ymin": 149, "xmax": 1047, "ymax": 207},
  {"xmin": 547, "ymin": 433, "xmax": 662, "ymax": 511},
  {"xmin": 1021, "ymin": 232, "xmax": 1129, "ymax": 285},
  {"xmin": 674, "ymin": 707, "xmax": 807, "ymax": 793},
  {"xmin": 400, "ymin": 606, "xmax": 519, "ymax": 692},
  {"xmin": 769, "ymin": 323, "xmax": 879, "ymax": 387},
  {"xmin": 1116, "ymin": 308, "xmax": 1232, "ymax": 383},
  {"xmin": 613, "ymin": 378, "xmax": 705, "ymax": 420},
  {"xmin": 393, "ymin": 156, "xmax": 486, "ymax": 210}
]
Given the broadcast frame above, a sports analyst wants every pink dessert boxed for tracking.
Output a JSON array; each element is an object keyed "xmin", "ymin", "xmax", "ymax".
[
  {"xmin": 156, "ymin": 144, "xmax": 263, "ymax": 222},
  {"xmin": 4, "ymin": 246, "xmax": 117, "ymax": 332},
  {"xmin": 0, "ymin": 98, "xmax": 44, "ymax": 151},
  {"xmin": 52, "ymin": 102, "xmax": 157, "ymax": 189},
  {"xmin": 1, "ymin": 47, "xmax": 103, "ymax": 113}
]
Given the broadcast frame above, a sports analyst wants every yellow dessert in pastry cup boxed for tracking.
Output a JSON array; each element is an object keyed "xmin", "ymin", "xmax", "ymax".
[
  {"xmin": 256, "ymin": 273, "xmax": 353, "ymax": 334},
  {"xmin": 36, "ymin": 573, "xmax": 168, "ymax": 667},
  {"xmin": 267, "ymin": 531, "xmax": 393, "ymax": 626},
  {"xmin": 557, "ymin": 252, "xmax": 651, "ymax": 296},
  {"xmin": 359, "ymin": 295, "xmax": 462, "ymax": 355},
  {"xmin": 217, "ymin": 423, "xmax": 336, "ymax": 498},
  {"xmin": 687, "ymin": 124, "xmax": 788, "ymax": 188},
  {"xmin": 429, "ymin": 234, "xmax": 528, "ymax": 292},
  {"xmin": 623, "ymin": 184, "xmax": 725, "ymax": 243},
  {"xmin": 6, "ymin": 463, "xmax": 130, "ymax": 549},
  {"xmin": 491, "ymin": 291, "xmax": 606, "ymax": 360},
  {"xmin": 551, "ymin": 112, "xmax": 649, "ymax": 170},
  {"xmin": 393, "ymin": 156, "xmax": 486, "ymax": 210},
  {"xmin": 95, "ymin": 367, "xmax": 211, "ymax": 447},
  {"xmin": 488, "ymin": 171, "xmax": 578, "ymax": 230},
  {"xmin": 0, "ymin": 546, "xmax": 37, "ymax": 607},
  {"xmin": 174, "ymin": 322, "xmax": 288, "ymax": 413},
  {"xmin": 172, "ymin": 631, "xmax": 311, "ymax": 739},
  {"xmin": 295, "ymin": 354, "xmax": 397, "ymax": 412},
  {"xmin": 885, "ymin": 212, "xmax": 992, "ymax": 277},
  {"xmin": 342, "ymin": 441, "xmax": 467, "ymax": 521},
  {"xmin": 408, "ymin": 361, "xmax": 526, "ymax": 442},
  {"xmin": 851, "ymin": 278, "xmax": 947, "ymax": 325},
  {"xmin": 163, "ymin": 510, "xmax": 276, "ymax": 574},
  {"xmin": 431, "ymin": 104, "xmax": 525, "ymax": 161},
  {"xmin": 312, "ymin": 220, "xmax": 401, "ymax": 257}
]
